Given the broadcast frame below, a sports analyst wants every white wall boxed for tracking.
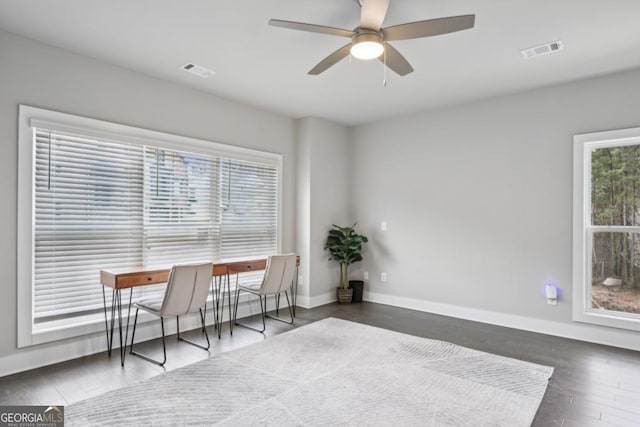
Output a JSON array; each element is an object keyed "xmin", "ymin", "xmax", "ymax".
[
  {"xmin": 0, "ymin": 30, "xmax": 296, "ymax": 374},
  {"xmin": 295, "ymin": 117, "xmax": 351, "ymax": 307},
  {"xmin": 295, "ymin": 120, "xmax": 312, "ymax": 304},
  {"xmin": 351, "ymin": 67, "xmax": 640, "ymax": 351}
]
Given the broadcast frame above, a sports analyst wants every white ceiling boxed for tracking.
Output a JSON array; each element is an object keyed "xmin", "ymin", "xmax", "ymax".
[{"xmin": 1, "ymin": 0, "xmax": 640, "ymax": 126}]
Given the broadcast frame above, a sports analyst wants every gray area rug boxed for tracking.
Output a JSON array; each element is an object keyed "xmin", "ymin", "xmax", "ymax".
[{"xmin": 66, "ymin": 317, "xmax": 553, "ymax": 426}]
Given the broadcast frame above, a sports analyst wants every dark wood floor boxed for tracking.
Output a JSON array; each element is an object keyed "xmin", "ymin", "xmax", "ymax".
[{"xmin": 1, "ymin": 302, "xmax": 639, "ymax": 426}]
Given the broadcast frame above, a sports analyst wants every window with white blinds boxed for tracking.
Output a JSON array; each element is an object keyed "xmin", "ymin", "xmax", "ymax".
[{"xmin": 18, "ymin": 106, "xmax": 281, "ymax": 345}]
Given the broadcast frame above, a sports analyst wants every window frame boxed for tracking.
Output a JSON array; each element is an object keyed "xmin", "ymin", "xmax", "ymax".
[
  {"xmin": 18, "ymin": 105, "xmax": 283, "ymax": 347},
  {"xmin": 573, "ymin": 126, "xmax": 640, "ymax": 331}
]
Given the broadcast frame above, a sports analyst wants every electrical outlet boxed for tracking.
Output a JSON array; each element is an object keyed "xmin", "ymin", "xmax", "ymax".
[
  {"xmin": 381, "ymin": 221, "xmax": 387, "ymax": 231},
  {"xmin": 363, "ymin": 271, "xmax": 369, "ymax": 281},
  {"xmin": 381, "ymin": 272, "xmax": 387, "ymax": 282}
]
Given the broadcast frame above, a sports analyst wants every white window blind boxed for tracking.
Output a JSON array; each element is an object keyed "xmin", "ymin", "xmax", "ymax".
[
  {"xmin": 143, "ymin": 147, "xmax": 221, "ymax": 266},
  {"xmin": 34, "ymin": 129, "xmax": 144, "ymax": 324},
  {"xmin": 220, "ymin": 158, "xmax": 278, "ymax": 259},
  {"xmin": 220, "ymin": 159, "xmax": 279, "ymax": 287},
  {"xmin": 27, "ymin": 118, "xmax": 280, "ymax": 337}
]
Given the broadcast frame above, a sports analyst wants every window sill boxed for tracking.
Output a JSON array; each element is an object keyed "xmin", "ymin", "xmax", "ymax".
[
  {"xmin": 573, "ymin": 308, "xmax": 640, "ymax": 332},
  {"xmin": 25, "ymin": 309, "xmax": 161, "ymax": 347}
]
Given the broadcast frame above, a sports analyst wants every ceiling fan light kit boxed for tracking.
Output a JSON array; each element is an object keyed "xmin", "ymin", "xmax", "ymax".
[
  {"xmin": 269, "ymin": 0, "xmax": 475, "ymax": 77},
  {"xmin": 351, "ymin": 32, "xmax": 384, "ymax": 60}
]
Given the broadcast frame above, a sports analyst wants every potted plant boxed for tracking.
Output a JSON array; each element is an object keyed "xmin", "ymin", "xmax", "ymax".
[{"xmin": 325, "ymin": 223, "xmax": 368, "ymax": 303}]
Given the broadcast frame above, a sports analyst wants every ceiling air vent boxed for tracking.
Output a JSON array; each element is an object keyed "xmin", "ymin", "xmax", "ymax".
[
  {"xmin": 521, "ymin": 41, "xmax": 563, "ymax": 59},
  {"xmin": 181, "ymin": 63, "xmax": 215, "ymax": 78}
]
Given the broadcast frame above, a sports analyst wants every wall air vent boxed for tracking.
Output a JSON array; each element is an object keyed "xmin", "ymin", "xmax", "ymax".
[
  {"xmin": 181, "ymin": 62, "xmax": 215, "ymax": 78},
  {"xmin": 521, "ymin": 41, "xmax": 563, "ymax": 59}
]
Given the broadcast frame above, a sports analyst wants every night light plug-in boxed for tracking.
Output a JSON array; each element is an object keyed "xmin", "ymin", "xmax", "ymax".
[{"xmin": 545, "ymin": 284, "xmax": 558, "ymax": 305}]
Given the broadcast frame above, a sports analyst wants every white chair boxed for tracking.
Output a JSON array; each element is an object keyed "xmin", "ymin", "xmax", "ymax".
[
  {"xmin": 232, "ymin": 254, "xmax": 296, "ymax": 333},
  {"xmin": 129, "ymin": 262, "xmax": 213, "ymax": 366}
]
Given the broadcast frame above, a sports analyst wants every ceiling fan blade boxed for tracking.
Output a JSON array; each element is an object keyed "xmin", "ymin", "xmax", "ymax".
[
  {"xmin": 360, "ymin": 0, "xmax": 390, "ymax": 31},
  {"xmin": 308, "ymin": 44, "xmax": 353, "ymax": 75},
  {"xmin": 380, "ymin": 44, "xmax": 414, "ymax": 76},
  {"xmin": 269, "ymin": 19, "xmax": 354, "ymax": 38},
  {"xmin": 383, "ymin": 15, "xmax": 475, "ymax": 41}
]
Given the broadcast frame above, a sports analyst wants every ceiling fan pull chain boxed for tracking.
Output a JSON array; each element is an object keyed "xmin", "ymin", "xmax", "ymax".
[{"xmin": 382, "ymin": 47, "xmax": 387, "ymax": 87}]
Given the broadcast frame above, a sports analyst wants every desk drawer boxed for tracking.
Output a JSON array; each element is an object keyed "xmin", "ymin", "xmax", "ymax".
[
  {"xmin": 117, "ymin": 271, "xmax": 169, "ymax": 288},
  {"xmin": 227, "ymin": 260, "xmax": 267, "ymax": 274}
]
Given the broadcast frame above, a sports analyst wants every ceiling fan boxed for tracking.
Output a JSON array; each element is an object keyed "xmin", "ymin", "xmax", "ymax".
[{"xmin": 269, "ymin": 0, "xmax": 475, "ymax": 76}]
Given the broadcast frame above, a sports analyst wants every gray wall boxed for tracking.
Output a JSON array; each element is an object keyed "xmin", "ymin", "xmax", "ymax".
[
  {"xmin": 295, "ymin": 117, "xmax": 351, "ymax": 306},
  {"xmin": 350, "ymin": 67, "xmax": 640, "ymax": 350},
  {"xmin": 0, "ymin": 30, "xmax": 296, "ymax": 373}
]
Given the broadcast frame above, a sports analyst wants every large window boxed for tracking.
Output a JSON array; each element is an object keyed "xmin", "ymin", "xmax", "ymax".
[
  {"xmin": 573, "ymin": 127, "xmax": 640, "ymax": 331},
  {"xmin": 18, "ymin": 106, "xmax": 281, "ymax": 346}
]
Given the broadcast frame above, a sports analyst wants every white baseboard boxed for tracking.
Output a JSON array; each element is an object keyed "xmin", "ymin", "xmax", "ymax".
[
  {"xmin": 296, "ymin": 291, "xmax": 336, "ymax": 309},
  {"xmin": 0, "ymin": 298, "xmax": 274, "ymax": 378},
  {"xmin": 5, "ymin": 291, "xmax": 637, "ymax": 377},
  {"xmin": 364, "ymin": 290, "xmax": 640, "ymax": 352}
]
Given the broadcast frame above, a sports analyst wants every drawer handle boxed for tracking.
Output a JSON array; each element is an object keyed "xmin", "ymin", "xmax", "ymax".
[{"xmin": 147, "ymin": 277, "xmax": 153, "ymax": 281}]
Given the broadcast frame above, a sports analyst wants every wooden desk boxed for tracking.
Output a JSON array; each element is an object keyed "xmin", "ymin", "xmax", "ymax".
[
  {"xmin": 100, "ymin": 256, "xmax": 299, "ymax": 365},
  {"xmin": 100, "ymin": 264, "xmax": 228, "ymax": 289},
  {"xmin": 101, "ymin": 258, "xmax": 298, "ymax": 288}
]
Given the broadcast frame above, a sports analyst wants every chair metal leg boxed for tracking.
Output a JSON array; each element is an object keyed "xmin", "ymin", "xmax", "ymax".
[
  {"xmin": 233, "ymin": 290, "xmax": 267, "ymax": 333},
  {"xmin": 232, "ymin": 286, "xmax": 240, "ymax": 325},
  {"xmin": 129, "ymin": 309, "xmax": 167, "ymax": 366},
  {"xmin": 272, "ymin": 279, "xmax": 298, "ymax": 319},
  {"xmin": 265, "ymin": 291, "xmax": 294, "ymax": 325},
  {"xmin": 200, "ymin": 291, "xmax": 208, "ymax": 333},
  {"xmin": 176, "ymin": 309, "xmax": 211, "ymax": 350},
  {"xmin": 292, "ymin": 265, "xmax": 298, "ymax": 317}
]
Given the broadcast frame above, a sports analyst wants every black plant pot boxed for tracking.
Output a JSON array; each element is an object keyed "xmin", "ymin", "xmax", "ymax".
[{"xmin": 350, "ymin": 280, "xmax": 364, "ymax": 303}]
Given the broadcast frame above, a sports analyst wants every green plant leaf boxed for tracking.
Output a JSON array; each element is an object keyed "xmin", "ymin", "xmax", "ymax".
[{"xmin": 324, "ymin": 223, "xmax": 368, "ymax": 268}]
